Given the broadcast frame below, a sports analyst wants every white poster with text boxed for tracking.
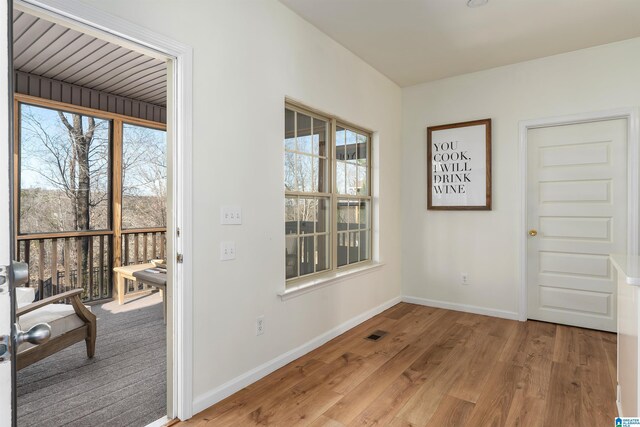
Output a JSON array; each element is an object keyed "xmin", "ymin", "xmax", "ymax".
[{"xmin": 427, "ymin": 120, "xmax": 491, "ymax": 210}]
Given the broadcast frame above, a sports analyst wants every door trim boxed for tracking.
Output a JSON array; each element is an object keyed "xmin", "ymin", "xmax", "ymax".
[
  {"xmin": 2, "ymin": 0, "xmax": 15, "ymax": 424},
  {"xmin": 518, "ymin": 108, "xmax": 640, "ymax": 322},
  {"xmin": 14, "ymin": 0, "xmax": 194, "ymax": 419}
]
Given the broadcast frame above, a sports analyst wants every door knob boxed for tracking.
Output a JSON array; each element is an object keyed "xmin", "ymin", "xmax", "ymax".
[
  {"xmin": 529, "ymin": 230, "xmax": 538, "ymax": 236},
  {"xmin": 14, "ymin": 323, "xmax": 51, "ymax": 347},
  {"xmin": 0, "ymin": 324, "xmax": 50, "ymax": 363}
]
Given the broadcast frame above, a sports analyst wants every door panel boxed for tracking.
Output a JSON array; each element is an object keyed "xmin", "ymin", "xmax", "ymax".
[
  {"xmin": 527, "ymin": 119, "xmax": 627, "ymax": 331},
  {"xmin": 540, "ymin": 141, "xmax": 609, "ymax": 167},
  {"xmin": 1, "ymin": 0, "xmax": 13, "ymax": 424},
  {"xmin": 539, "ymin": 180, "xmax": 611, "ymax": 202},
  {"xmin": 539, "ymin": 216, "xmax": 611, "ymax": 240}
]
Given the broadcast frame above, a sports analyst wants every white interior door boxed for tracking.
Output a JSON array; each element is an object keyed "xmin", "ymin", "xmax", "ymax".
[
  {"xmin": 527, "ymin": 118, "xmax": 628, "ymax": 332},
  {"xmin": 0, "ymin": 0, "xmax": 13, "ymax": 424}
]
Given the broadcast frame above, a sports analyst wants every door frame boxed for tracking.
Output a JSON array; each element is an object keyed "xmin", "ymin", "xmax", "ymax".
[
  {"xmin": 518, "ymin": 108, "xmax": 640, "ymax": 322},
  {"xmin": 12, "ymin": 0, "xmax": 194, "ymax": 420},
  {"xmin": 2, "ymin": 0, "xmax": 14, "ymax": 424}
]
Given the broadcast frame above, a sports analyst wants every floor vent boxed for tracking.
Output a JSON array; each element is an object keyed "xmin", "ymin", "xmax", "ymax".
[{"xmin": 365, "ymin": 330, "xmax": 388, "ymax": 341}]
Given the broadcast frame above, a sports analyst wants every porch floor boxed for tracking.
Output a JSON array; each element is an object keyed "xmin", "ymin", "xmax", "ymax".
[{"xmin": 17, "ymin": 292, "xmax": 166, "ymax": 427}]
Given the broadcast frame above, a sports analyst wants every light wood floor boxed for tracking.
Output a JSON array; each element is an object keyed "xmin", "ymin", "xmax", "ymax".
[{"xmin": 179, "ymin": 303, "xmax": 617, "ymax": 427}]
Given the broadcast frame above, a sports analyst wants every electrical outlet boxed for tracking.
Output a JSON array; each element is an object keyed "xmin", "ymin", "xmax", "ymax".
[
  {"xmin": 220, "ymin": 241, "xmax": 236, "ymax": 261},
  {"xmin": 461, "ymin": 273, "xmax": 469, "ymax": 285},
  {"xmin": 256, "ymin": 316, "xmax": 265, "ymax": 336},
  {"xmin": 221, "ymin": 206, "xmax": 242, "ymax": 225}
]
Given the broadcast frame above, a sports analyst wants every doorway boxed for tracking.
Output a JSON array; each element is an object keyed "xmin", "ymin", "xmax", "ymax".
[
  {"xmin": 521, "ymin": 110, "xmax": 639, "ymax": 332},
  {"xmin": 5, "ymin": 0, "xmax": 193, "ymax": 424},
  {"xmin": 13, "ymin": 7, "xmax": 169, "ymax": 426}
]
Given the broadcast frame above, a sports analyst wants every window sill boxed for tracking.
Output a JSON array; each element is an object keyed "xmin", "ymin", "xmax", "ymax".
[{"xmin": 279, "ymin": 262, "xmax": 385, "ymax": 301}]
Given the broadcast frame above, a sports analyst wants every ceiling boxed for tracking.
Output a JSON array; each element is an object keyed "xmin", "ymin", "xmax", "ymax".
[
  {"xmin": 13, "ymin": 10, "xmax": 167, "ymax": 107},
  {"xmin": 279, "ymin": 0, "xmax": 640, "ymax": 87}
]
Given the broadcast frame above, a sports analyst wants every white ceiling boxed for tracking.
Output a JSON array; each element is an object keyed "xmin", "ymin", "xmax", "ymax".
[
  {"xmin": 279, "ymin": 0, "xmax": 640, "ymax": 87},
  {"xmin": 13, "ymin": 10, "xmax": 167, "ymax": 106}
]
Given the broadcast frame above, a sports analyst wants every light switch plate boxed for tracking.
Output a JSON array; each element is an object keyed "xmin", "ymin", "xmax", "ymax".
[
  {"xmin": 221, "ymin": 206, "xmax": 242, "ymax": 225},
  {"xmin": 220, "ymin": 241, "xmax": 236, "ymax": 261}
]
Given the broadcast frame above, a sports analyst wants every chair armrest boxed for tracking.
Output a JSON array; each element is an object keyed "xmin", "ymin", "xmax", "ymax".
[
  {"xmin": 68, "ymin": 292, "xmax": 96, "ymax": 324},
  {"xmin": 16, "ymin": 289, "xmax": 84, "ymax": 317}
]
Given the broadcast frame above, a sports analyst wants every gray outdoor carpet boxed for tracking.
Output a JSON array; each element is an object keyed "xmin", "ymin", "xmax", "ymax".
[{"xmin": 17, "ymin": 293, "xmax": 167, "ymax": 427}]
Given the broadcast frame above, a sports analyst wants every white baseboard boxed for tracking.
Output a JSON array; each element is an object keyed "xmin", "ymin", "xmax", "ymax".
[
  {"xmin": 192, "ymin": 295, "xmax": 402, "ymax": 415},
  {"xmin": 402, "ymin": 295, "xmax": 520, "ymax": 321},
  {"xmin": 145, "ymin": 416, "xmax": 170, "ymax": 427},
  {"xmin": 617, "ymin": 384, "xmax": 623, "ymax": 417}
]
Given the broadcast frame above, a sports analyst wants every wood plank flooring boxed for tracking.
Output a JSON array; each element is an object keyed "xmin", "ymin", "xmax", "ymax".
[{"xmin": 179, "ymin": 303, "xmax": 617, "ymax": 427}]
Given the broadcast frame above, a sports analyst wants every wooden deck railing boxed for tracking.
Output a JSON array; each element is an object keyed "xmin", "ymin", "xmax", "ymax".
[
  {"xmin": 122, "ymin": 228, "xmax": 166, "ymax": 265},
  {"xmin": 17, "ymin": 231, "xmax": 113, "ymax": 302},
  {"xmin": 121, "ymin": 228, "xmax": 166, "ymax": 296},
  {"xmin": 16, "ymin": 228, "xmax": 166, "ymax": 302}
]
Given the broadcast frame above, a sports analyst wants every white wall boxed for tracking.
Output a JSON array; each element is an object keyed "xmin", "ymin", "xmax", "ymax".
[
  {"xmin": 402, "ymin": 38, "xmax": 640, "ymax": 317},
  {"xmin": 77, "ymin": 0, "xmax": 403, "ymax": 411}
]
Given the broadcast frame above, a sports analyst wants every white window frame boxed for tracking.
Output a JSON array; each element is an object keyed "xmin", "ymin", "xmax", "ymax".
[{"xmin": 285, "ymin": 101, "xmax": 372, "ymax": 287}]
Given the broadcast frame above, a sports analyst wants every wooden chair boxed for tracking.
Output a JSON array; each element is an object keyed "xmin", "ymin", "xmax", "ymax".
[{"xmin": 15, "ymin": 288, "xmax": 97, "ymax": 370}]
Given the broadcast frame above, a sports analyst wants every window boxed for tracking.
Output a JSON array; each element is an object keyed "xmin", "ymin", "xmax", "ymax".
[
  {"xmin": 284, "ymin": 103, "xmax": 372, "ymax": 282},
  {"xmin": 15, "ymin": 96, "xmax": 167, "ymax": 302},
  {"xmin": 19, "ymin": 103, "xmax": 111, "ymax": 234},
  {"xmin": 122, "ymin": 123, "xmax": 167, "ymax": 229}
]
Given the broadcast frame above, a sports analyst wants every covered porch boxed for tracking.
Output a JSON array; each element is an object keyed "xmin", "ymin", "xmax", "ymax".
[
  {"xmin": 17, "ymin": 293, "xmax": 166, "ymax": 427},
  {"xmin": 13, "ymin": 6, "xmax": 170, "ymax": 427}
]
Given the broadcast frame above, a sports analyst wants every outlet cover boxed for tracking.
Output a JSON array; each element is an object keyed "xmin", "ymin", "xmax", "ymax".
[{"xmin": 256, "ymin": 315, "xmax": 265, "ymax": 336}]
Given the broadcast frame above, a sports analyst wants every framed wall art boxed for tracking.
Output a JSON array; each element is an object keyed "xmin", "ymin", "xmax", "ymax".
[{"xmin": 427, "ymin": 118, "xmax": 491, "ymax": 210}]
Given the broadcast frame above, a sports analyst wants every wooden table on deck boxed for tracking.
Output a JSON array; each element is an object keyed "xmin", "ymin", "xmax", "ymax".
[{"xmin": 113, "ymin": 263, "xmax": 168, "ymax": 323}]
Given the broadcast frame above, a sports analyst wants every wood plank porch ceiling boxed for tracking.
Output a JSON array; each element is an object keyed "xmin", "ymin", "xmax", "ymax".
[{"xmin": 13, "ymin": 9, "xmax": 167, "ymax": 107}]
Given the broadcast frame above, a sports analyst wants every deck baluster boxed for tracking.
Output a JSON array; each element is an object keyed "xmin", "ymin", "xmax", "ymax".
[
  {"xmin": 64, "ymin": 238, "xmax": 70, "ymax": 292},
  {"xmin": 24, "ymin": 242, "xmax": 30, "ymax": 287},
  {"xmin": 76, "ymin": 237, "xmax": 83, "ymax": 295},
  {"xmin": 51, "ymin": 238, "xmax": 58, "ymax": 295},
  {"xmin": 38, "ymin": 239, "xmax": 45, "ymax": 298},
  {"xmin": 124, "ymin": 234, "xmax": 130, "ymax": 266},
  {"xmin": 143, "ymin": 233, "xmax": 148, "ymax": 262},
  {"xmin": 89, "ymin": 236, "xmax": 94, "ymax": 299},
  {"xmin": 99, "ymin": 235, "xmax": 105, "ymax": 298},
  {"xmin": 134, "ymin": 234, "xmax": 139, "ymax": 265},
  {"xmin": 152, "ymin": 233, "xmax": 157, "ymax": 259}
]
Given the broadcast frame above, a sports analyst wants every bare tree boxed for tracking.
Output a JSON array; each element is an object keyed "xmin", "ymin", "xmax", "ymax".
[
  {"xmin": 20, "ymin": 106, "xmax": 109, "ymax": 290},
  {"xmin": 57, "ymin": 112, "xmax": 96, "ymax": 232},
  {"xmin": 59, "ymin": 113, "xmax": 100, "ymax": 274},
  {"xmin": 20, "ymin": 107, "xmax": 110, "ymax": 233}
]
